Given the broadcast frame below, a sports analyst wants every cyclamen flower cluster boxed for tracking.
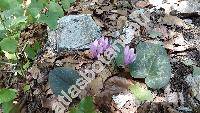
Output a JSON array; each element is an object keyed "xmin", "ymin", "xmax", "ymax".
[
  {"xmin": 90, "ymin": 37, "xmax": 136, "ymax": 65},
  {"xmin": 90, "ymin": 37, "xmax": 109, "ymax": 58}
]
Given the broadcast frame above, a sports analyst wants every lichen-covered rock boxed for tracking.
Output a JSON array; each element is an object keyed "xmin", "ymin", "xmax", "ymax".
[{"xmin": 48, "ymin": 14, "xmax": 101, "ymax": 51}]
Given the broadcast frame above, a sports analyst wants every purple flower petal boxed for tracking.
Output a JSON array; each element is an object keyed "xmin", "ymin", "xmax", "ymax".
[
  {"xmin": 124, "ymin": 46, "xmax": 130, "ymax": 56},
  {"xmin": 124, "ymin": 46, "xmax": 136, "ymax": 65},
  {"xmin": 98, "ymin": 37, "xmax": 104, "ymax": 45},
  {"xmin": 97, "ymin": 46, "xmax": 104, "ymax": 54},
  {"xmin": 90, "ymin": 40, "xmax": 98, "ymax": 58},
  {"xmin": 103, "ymin": 38, "xmax": 109, "ymax": 50},
  {"xmin": 123, "ymin": 47, "xmax": 129, "ymax": 65},
  {"xmin": 128, "ymin": 48, "xmax": 136, "ymax": 63}
]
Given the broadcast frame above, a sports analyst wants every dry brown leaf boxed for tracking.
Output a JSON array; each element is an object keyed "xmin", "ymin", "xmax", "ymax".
[
  {"xmin": 135, "ymin": 1, "xmax": 150, "ymax": 8},
  {"xmin": 95, "ymin": 9, "xmax": 103, "ymax": 14},
  {"xmin": 41, "ymin": 96, "xmax": 58, "ymax": 109},
  {"xmin": 107, "ymin": 14, "xmax": 118, "ymax": 20},
  {"xmin": 94, "ymin": 76, "xmax": 133, "ymax": 112},
  {"xmin": 164, "ymin": 39, "xmax": 189, "ymax": 51},
  {"xmin": 28, "ymin": 65, "xmax": 41, "ymax": 79},
  {"xmin": 101, "ymin": 5, "xmax": 113, "ymax": 11},
  {"xmin": 117, "ymin": 16, "xmax": 127, "ymax": 30},
  {"xmin": 79, "ymin": 68, "xmax": 112, "ymax": 97},
  {"xmin": 154, "ymin": 25, "xmax": 169, "ymax": 40},
  {"xmin": 162, "ymin": 15, "xmax": 185, "ymax": 26},
  {"xmin": 137, "ymin": 102, "xmax": 179, "ymax": 113},
  {"xmin": 117, "ymin": 9, "xmax": 127, "ymax": 16}
]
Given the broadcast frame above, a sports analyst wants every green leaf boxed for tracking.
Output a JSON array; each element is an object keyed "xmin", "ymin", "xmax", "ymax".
[
  {"xmin": 1, "ymin": 5, "xmax": 26, "ymax": 31},
  {"xmin": 10, "ymin": 16, "xmax": 27, "ymax": 28},
  {"xmin": 61, "ymin": 0, "xmax": 75, "ymax": 11},
  {"xmin": 23, "ymin": 84, "xmax": 30, "ymax": 92},
  {"xmin": 0, "ymin": 0, "xmax": 19, "ymax": 11},
  {"xmin": 0, "ymin": 88, "xmax": 17, "ymax": 104},
  {"xmin": 39, "ymin": 2, "xmax": 64, "ymax": 29},
  {"xmin": 48, "ymin": 67, "xmax": 80, "ymax": 96},
  {"xmin": 0, "ymin": 38, "xmax": 17, "ymax": 53},
  {"xmin": 61, "ymin": 0, "xmax": 70, "ymax": 11},
  {"xmin": 25, "ymin": 45, "xmax": 37, "ymax": 60},
  {"xmin": 25, "ymin": 42, "xmax": 41, "ymax": 60},
  {"xmin": 70, "ymin": 96, "xmax": 96, "ymax": 113},
  {"xmin": 23, "ymin": 60, "xmax": 30, "ymax": 70},
  {"xmin": 69, "ymin": 0, "xmax": 75, "ymax": 4},
  {"xmin": 27, "ymin": 0, "xmax": 44, "ymax": 19},
  {"xmin": 2, "ymin": 101, "xmax": 14, "ymax": 113},
  {"xmin": 33, "ymin": 41, "xmax": 41, "ymax": 52},
  {"xmin": 130, "ymin": 42, "xmax": 171, "ymax": 89},
  {"xmin": 1, "ymin": 4, "xmax": 24, "ymax": 19},
  {"xmin": 129, "ymin": 83, "xmax": 153, "ymax": 102}
]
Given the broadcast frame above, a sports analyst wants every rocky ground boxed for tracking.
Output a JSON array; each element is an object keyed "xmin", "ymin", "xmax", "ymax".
[{"xmin": 0, "ymin": 0, "xmax": 200, "ymax": 113}]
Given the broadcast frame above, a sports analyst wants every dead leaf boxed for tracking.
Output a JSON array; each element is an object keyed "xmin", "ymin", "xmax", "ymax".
[
  {"xmin": 94, "ymin": 76, "xmax": 133, "ymax": 112},
  {"xmin": 117, "ymin": 16, "xmax": 127, "ymax": 30},
  {"xmin": 41, "ymin": 95, "xmax": 58, "ymax": 109},
  {"xmin": 28, "ymin": 65, "xmax": 41, "ymax": 79},
  {"xmin": 79, "ymin": 68, "xmax": 112, "ymax": 98},
  {"xmin": 162, "ymin": 15, "xmax": 185, "ymax": 26},
  {"xmin": 117, "ymin": 9, "xmax": 127, "ymax": 16},
  {"xmin": 95, "ymin": 9, "xmax": 103, "ymax": 14},
  {"xmin": 135, "ymin": 1, "xmax": 150, "ymax": 8},
  {"xmin": 101, "ymin": 5, "xmax": 113, "ymax": 11}
]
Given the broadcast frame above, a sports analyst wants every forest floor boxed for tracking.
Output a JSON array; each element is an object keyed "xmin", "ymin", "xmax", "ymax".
[{"xmin": 0, "ymin": 0, "xmax": 200, "ymax": 113}]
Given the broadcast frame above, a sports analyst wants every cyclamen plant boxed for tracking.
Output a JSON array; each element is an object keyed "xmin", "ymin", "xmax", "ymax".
[
  {"xmin": 90, "ymin": 37, "xmax": 136, "ymax": 65},
  {"xmin": 90, "ymin": 37, "xmax": 109, "ymax": 58}
]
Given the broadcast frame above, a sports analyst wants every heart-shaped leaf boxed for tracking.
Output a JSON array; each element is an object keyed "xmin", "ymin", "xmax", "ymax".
[
  {"xmin": 27, "ymin": 0, "xmax": 44, "ymax": 19},
  {"xmin": 0, "ymin": 88, "xmax": 17, "ymax": 104},
  {"xmin": 39, "ymin": 2, "xmax": 64, "ymax": 29},
  {"xmin": 48, "ymin": 67, "xmax": 80, "ymax": 96},
  {"xmin": 130, "ymin": 42, "xmax": 171, "ymax": 89}
]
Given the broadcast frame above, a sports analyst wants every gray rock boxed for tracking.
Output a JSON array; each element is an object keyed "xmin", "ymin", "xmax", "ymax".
[{"xmin": 48, "ymin": 14, "xmax": 101, "ymax": 51}]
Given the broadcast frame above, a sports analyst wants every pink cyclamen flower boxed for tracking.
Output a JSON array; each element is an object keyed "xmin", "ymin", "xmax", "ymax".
[
  {"xmin": 124, "ymin": 46, "xmax": 136, "ymax": 65},
  {"xmin": 90, "ymin": 37, "xmax": 109, "ymax": 58}
]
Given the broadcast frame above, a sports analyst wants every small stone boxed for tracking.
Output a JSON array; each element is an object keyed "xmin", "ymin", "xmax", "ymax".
[
  {"xmin": 185, "ymin": 74, "xmax": 200, "ymax": 101},
  {"xmin": 48, "ymin": 14, "xmax": 101, "ymax": 51}
]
